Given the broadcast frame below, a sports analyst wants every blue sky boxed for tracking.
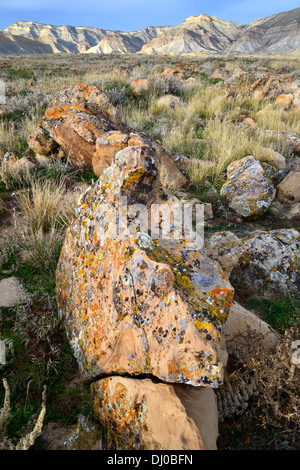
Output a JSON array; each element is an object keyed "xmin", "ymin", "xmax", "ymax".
[{"xmin": 0, "ymin": 0, "xmax": 299, "ymax": 31}]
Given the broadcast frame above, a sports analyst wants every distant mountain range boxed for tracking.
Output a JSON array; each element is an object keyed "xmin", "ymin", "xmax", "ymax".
[{"xmin": 0, "ymin": 7, "xmax": 299, "ymax": 55}]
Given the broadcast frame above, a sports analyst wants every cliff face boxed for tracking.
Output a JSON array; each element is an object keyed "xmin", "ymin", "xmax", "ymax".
[{"xmin": 1, "ymin": 8, "xmax": 300, "ymax": 55}]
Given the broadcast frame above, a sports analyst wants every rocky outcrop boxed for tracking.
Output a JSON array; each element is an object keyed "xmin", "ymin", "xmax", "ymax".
[
  {"xmin": 28, "ymin": 84, "xmax": 187, "ymax": 187},
  {"xmin": 220, "ymin": 156, "xmax": 276, "ymax": 219}
]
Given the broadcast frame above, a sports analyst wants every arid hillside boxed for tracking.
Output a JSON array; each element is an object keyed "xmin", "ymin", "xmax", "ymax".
[{"xmin": 1, "ymin": 7, "xmax": 300, "ymax": 55}]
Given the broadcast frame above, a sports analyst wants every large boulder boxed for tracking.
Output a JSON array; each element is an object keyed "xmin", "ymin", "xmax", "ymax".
[
  {"xmin": 91, "ymin": 377, "xmax": 218, "ymax": 450},
  {"xmin": 220, "ymin": 156, "xmax": 276, "ymax": 219},
  {"xmin": 28, "ymin": 83, "xmax": 187, "ymax": 188},
  {"xmin": 56, "ymin": 145, "xmax": 234, "ymax": 387},
  {"xmin": 232, "ymin": 229, "xmax": 300, "ymax": 295},
  {"xmin": 224, "ymin": 301, "xmax": 279, "ymax": 353}
]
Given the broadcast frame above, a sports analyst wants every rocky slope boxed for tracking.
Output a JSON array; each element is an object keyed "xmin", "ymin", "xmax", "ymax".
[{"xmin": 0, "ymin": 8, "xmax": 300, "ymax": 55}]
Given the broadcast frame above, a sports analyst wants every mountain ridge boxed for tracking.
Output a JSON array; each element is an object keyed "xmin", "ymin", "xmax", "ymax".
[{"xmin": 1, "ymin": 8, "xmax": 299, "ymax": 55}]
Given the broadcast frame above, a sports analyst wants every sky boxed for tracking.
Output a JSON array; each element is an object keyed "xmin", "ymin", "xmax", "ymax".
[{"xmin": 0, "ymin": 0, "xmax": 299, "ymax": 31}]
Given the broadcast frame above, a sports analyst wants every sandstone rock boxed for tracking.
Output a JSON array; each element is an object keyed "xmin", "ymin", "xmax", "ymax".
[
  {"xmin": 243, "ymin": 117, "xmax": 257, "ymax": 128},
  {"xmin": 93, "ymin": 129, "xmax": 188, "ymax": 188},
  {"xmin": 130, "ymin": 78, "xmax": 149, "ymax": 95},
  {"xmin": 257, "ymin": 147, "xmax": 286, "ymax": 170},
  {"xmin": 27, "ymin": 127, "xmax": 57, "ymax": 156},
  {"xmin": 224, "ymin": 301, "xmax": 279, "ymax": 352},
  {"xmin": 56, "ymin": 145, "xmax": 234, "ymax": 386},
  {"xmin": 49, "ymin": 83, "xmax": 109, "ymax": 110},
  {"xmin": 163, "ymin": 68, "xmax": 184, "ymax": 80},
  {"xmin": 0, "ymin": 277, "xmax": 31, "ymax": 308},
  {"xmin": 232, "ymin": 229, "xmax": 300, "ymax": 294},
  {"xmin": 13, "ymin": 157, "xmax": 36, "ymax": 172},
  {"xmin": 34, "ymin": 154, "xmax": 52, "ymax": 165},
  {"xmin": 220, "ymin": 156, "xmax": 276, "ymax": 219},
  {"xmin": 277, "ymin": 171, "xmax": 300, "ymax": 202},
  {"xmin": 28, "ymin": 84, "xmax": 187, "ymax": 189},
  {"xmin": 205, "ymin": 231, "xmax": 246, "ymax": 277},
  {"xmin": 91, "ymin": 377, "xmax": 218, "ymax": 450},
  {"xmin": 275, "ymin": 93, "xmax": 293, "ymax": 110},
  {"xmin": 292, "ymin": 89, "xmax": 300, "ymax": 107},
  {"xmin": 284, "ymin": 202, "xmax": 300, "ymax": 220}
]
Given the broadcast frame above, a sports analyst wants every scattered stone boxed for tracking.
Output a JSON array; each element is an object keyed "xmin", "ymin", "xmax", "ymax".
[
  {"xmin": 243, "ymin": 117, "xmax": 257, "ymax": 128},
  {"xmin": 163, "ymin": 68, "xmax": 184, "ymax": 80},
  {"xmin": 28, "ymin": 84, "xmax": 188, "ymax": 188},
  {"xmin": 0, "ymin": 277, "xmax": 31, "ymax": 308},
  {"xmin": 2, "ymin": 152, "xmax": 17, "ymax": 166},
  {"xmin": 220, "ymin": 156, "xmax": 276, "ymax": 219},
  {"xmin": 275, "ymin": 93, "xmax": 293, "ymax": 110},
  {"xmin": 130, "ymin": 78, "xmax": 149, "ymax": 95},
  {"xmin": 91, "ymin": 377, "xmax": 218, "ymax": 450}
]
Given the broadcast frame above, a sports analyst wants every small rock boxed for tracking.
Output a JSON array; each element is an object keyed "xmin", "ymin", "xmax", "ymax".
[
  {"xmin": 274, "ymin": 93, "xmax": 293, "ymax": 110},
  {"xmin": 243, "ymin": 117, "xmax": 257, "ymax": 128},
  {"xmin": 0, "ymin": 277, "xmax": 31, "ymax": 308},
  {"xmin": 130, "ymin": 78, "xmax": 149, "ymax": 95},
  {"xmin": 257, "ymin": 147, "xmax": 286, "ymax": 170},
  {"xmin": 13, "ymin": 157, "xmax": 36, "ymax": 172}
]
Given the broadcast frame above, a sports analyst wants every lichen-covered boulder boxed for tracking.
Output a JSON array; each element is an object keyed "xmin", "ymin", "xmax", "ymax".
[
  {"xmin": 27, "ymin": 127, "xmax": 57, "ymax": 156},
  {"xmin": 220, "ymin": 156, "xmax": 276, "ymax": 219},
  {"xmin": 56, "ymin": 145, "xmax": 234, "ymax": 387},
  {"xmin": 91, "ymin": 377, "xmax": 218, "ymax": 450},
  {"xmin": 232, "ymin": 229, "xmax": 300, "ymax": 294},
  {"xmin": 28, "ymin": 83, "xmax": 187, "ymax": 188},
  {"xmin": 93, "ymin": 129, "xmax": 188, "ymax": 186},
  {"xmin": 205, "ymin": 231, "xmax": 246, "ymax": 277}
]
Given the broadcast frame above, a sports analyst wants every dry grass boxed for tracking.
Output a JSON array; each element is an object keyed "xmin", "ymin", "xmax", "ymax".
[{"xmin": 17, "ymin": 180, "xmax": 79, "ymax": 233}]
